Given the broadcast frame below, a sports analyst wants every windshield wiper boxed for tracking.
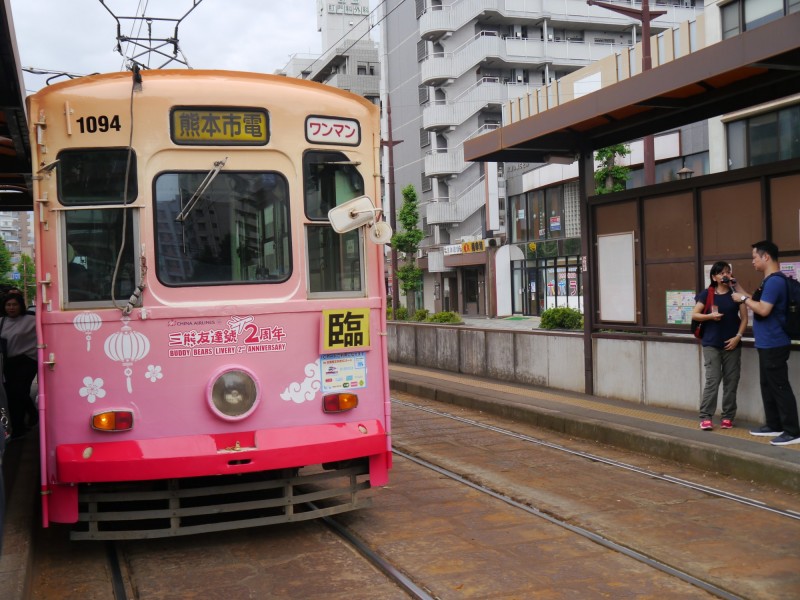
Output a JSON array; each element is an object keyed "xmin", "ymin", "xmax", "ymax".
[{"xmin": 175, "ymin": 157, "xmax": 228, "ymax": 222}]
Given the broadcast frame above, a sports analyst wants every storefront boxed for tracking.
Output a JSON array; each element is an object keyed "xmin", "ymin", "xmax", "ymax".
[{"xmin": 507, "ymin": 181, "xmax": 583, "ymax": 315}]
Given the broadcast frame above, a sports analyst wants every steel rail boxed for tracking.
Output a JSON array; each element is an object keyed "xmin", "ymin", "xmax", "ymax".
[
  {"xmin": 394, "ymin": 448, "xmax": 743, "ymax": 600},
  {"xmin": 393, "ymin": 398, "xmax": 800, "ymax": 521}
]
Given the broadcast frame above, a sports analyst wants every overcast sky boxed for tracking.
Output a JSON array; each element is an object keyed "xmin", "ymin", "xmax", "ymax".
[{"xmin": 9, "ymin": 0, "xmax": 356, "ymax": 94}]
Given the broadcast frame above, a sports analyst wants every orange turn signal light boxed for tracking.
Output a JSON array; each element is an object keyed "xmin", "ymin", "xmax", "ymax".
[
  {"xmin": 92, "ymin": 410, "xmax": 134, "ymax": 432},
  {"xmin": 323, "ymin": 393, "xmax": 358, "ymax": 413}
]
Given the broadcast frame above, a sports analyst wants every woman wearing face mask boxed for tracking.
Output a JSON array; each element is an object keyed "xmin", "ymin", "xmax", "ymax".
[
  {"xmin": 691, "ymin": 262, "xmax": 748, "ymax": 431},
  {"xmin": 0, "ymin": 292, "xmax": 38, "ymax": 438}
]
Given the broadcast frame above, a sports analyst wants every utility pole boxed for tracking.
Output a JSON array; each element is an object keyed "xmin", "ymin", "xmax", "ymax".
[
  {"xmin": 587, "ymin": 0, "xmax": 666, "ymax": 186},
  {"xmin": 381, "ymin": 96, "xmax": 402, "ymax": 314}
]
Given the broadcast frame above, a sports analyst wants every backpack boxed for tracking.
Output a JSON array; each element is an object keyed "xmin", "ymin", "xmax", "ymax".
[{"xmin": 779, "ymin": 273, "xmax": 800, "ymax": 340}]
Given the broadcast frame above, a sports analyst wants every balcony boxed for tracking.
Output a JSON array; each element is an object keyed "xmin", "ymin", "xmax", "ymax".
[
  {"xmin": 425, "ymin": 146, "xmax": 466, "ymax": 177},
  {"xmin": 420, "ymin": 0, "xmax": 699, "ymax": 41},
  {"xmin": 426, "ymin": 177, "xmax": 487, "ymax": 225},
  {"xmin": 421, "ymin": 32, "xmax": 621, "ymax": 85},
  {"xmin": 423, "ymin": 78, "xmax": 537, "ymax": 130}
]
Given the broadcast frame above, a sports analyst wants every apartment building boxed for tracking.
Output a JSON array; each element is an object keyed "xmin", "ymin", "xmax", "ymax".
[
  {"xmin": 278, "ymin": 0, "xmax": 380, "ymax": 104},
  {"xmin": 0, "ymin": 210, "xmax": 33, "ymax": 269},
  {"xmin": 380, "ymin": 0, "xmax": 700, "ymax": 316}
]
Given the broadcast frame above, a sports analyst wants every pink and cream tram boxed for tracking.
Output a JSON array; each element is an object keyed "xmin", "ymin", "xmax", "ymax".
[{"xmin": 28, "ymin": 70, "xmax": 392, "ymax": 538}]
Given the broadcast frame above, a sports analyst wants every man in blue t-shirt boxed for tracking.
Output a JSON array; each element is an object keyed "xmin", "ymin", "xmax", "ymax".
[{"xmin": 732, "ymin": 240, "xmax": 799, "ymax": 446}]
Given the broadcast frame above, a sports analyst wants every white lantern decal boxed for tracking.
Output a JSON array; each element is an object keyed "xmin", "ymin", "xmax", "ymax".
[
  {"xmin": 104, "ymin": 316, "xmax": 150, "ymax": 393},
  {"xmin": 73, "ymin": 312, "xmax": 102, "ymax": 351}
]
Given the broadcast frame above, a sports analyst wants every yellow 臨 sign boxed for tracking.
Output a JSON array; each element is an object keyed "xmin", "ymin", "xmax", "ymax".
[
  {"xmin": 171, "ymin": 108, "xmax": 268, "ymax": 145},
  {"xmin": 322, "ymin": 308, "xmax": 370, "ymax": 352}
]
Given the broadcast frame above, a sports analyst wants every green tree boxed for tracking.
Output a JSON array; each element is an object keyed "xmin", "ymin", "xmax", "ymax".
[
  {"xmin": 391, "ymin": 184, "xmax": 424, "ymax": 307},
  {"xmin": 19, "ymin": 253, "xmax": 36, "ymax": 304},
  {"xmin": 594, "ymin": 144, "xmax": 631, "ymax": 194},
  {"xmin": 0, "ymin": 238, "xmax": 14, "ymax": 288}
]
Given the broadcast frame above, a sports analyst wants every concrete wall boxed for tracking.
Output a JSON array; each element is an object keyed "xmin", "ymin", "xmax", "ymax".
[{"xmin": 388, "ymin": 323, "xmax": 800, "ymax": 423}]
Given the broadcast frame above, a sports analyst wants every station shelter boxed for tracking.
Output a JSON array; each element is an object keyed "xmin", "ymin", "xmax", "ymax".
[{"xmin": 464, "ymin": 12, "xmax": 800, "ymax": 393}]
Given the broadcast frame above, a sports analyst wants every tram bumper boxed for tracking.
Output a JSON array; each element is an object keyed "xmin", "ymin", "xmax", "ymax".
[{"xmin": 55, "ymin": 420, "xmax": 390, "ymax": 484}]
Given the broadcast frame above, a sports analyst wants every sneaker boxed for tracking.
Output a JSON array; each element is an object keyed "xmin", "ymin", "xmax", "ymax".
[
  {"xmin": 721, "ymin": 419, "xmax": 733, "ymax": 429},
  {"xmin": 749, "ymin": 425, "xmax": 783, "ymax": 437},
  {"xmin": 770, "ymin": 433, "xmax": 800, "ymax": 446},
  {"xmin": 700, "ymin": 419, "xmax": 713, "ymax": 431}
]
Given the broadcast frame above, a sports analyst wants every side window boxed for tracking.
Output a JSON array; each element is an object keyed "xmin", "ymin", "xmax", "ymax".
[
  {"xmin": 58, "ymin": 149, "xmax": 137, "ymax": 205},
  {"xmin": 154, "ymin": 172, "xmax": 291, "ymax": 286},
  {"xmin": 63, "ymin": 208, "xmax": 137, "ymax": 306},
  {"xmin": 303, "ymin": 151, "xmax": 365, "ymax": 296},
  {"xmin": 304, "ymin": 151, "xmax": 365, "ymax": 220},
  {"xmin": 306, "ymin": 226, "xmax": 362, "ymax": 295}
]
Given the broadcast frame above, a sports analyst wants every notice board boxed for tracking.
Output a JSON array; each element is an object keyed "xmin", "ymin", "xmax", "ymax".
[{"xmin": 597, "ymin": 232, "xmax": 636, "ymax": 322}]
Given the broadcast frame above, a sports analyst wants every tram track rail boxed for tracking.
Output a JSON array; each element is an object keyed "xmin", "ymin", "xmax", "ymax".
[
  {"xmin": 393, "ymin": 398, "xmax": 800, "ymax": 523},
  {"xmin": 393, "ymin": 448, "xmax": 743, "ymax": 600},
  {"xmin": 321, "ymin": 513, "xmax": 436, "ymax": 600}
]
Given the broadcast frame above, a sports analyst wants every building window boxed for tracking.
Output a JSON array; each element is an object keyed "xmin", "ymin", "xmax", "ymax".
[
  {"xmin": 417, "ymin": 39, "xmax": 427, "ymax": 62},
  {"xmin": 720, "ymin": 0, "xmax": 787, "ymax": 39},
  {"xmin": 726, "ymin": 104, "xmax": 800, "ymax": 168},
  {"xmin": 418, "ymin": 85, "xmax": 430, "ymax": 105},
  {"xmin": 530, "ymin": 190, "xmax": 546, "ymax": 240},
  {"xmin": 508, "ymin": 195, "xmax": 528, "ymax": 243},
  {"xmin": 419, "ymin": 128, "xmax": 430, "ymax": 148},
  {"xmin": 421, "ymin": 173, "xmax": 432, "ymax": 192}
]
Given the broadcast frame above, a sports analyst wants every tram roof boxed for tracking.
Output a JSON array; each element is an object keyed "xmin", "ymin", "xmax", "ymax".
[
  {"xmin": 0, "ymin": 0, "xmax": 31, "ymax": 210},
  {"xmin": 464, "ymin": 13, "xmax": 800, "ymax": 164}
]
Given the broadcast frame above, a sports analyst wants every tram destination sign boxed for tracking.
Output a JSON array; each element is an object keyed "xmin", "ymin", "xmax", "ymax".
[{"xmin": 171, "ymin": 107, "xmax": 269, "ymax": 145}]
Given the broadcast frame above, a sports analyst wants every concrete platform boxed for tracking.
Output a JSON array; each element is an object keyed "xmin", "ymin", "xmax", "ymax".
[{"xmin": 389, "ymin": 363, "xmax": 800, "ymax": 493}]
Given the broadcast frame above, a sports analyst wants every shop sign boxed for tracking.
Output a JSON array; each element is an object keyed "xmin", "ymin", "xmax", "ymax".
[{"xmin": 461, "ymin": 240, "xmax": 485, "ymax": 253}]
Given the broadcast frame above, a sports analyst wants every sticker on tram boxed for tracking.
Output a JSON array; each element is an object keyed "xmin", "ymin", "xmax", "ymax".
[
  {"xmin": 320, "ymin": 352, "xmax": 367, "ymax": 392},
  {"xmin": 321, "ymin": 308, "xmax": 370, "ymax": 352},
  {"xmin": 306, "ymin": 115, "xmax": 361, "ymax": 146}
]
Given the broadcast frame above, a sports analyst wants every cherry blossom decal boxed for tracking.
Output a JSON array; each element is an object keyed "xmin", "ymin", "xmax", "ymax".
[
  {"xmin": 145, "ymin": 365, "xmax": 163, "ymax": 383},
  {"xmin": 80, "ymin": 377, "xmax": 106, "ymax": 404}
]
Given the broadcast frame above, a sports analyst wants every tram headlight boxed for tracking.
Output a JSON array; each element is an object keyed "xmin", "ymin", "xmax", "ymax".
[{"xmin": 209, "ymin": 368, "xmax": 259, "ymax": 419}]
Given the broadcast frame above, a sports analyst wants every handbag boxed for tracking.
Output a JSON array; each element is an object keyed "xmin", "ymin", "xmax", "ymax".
[{"xmin": 691, "ymin": 286, "xmax": 714, "ymax": 339}]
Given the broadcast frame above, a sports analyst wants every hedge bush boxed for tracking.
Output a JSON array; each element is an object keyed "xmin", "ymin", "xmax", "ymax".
[
  {"xmin": 425, "ymin": 311, "xmax": 462, "ymax": 324},
  {"xmin": 386, "ymin": 308, "xmax": 462, "ymax": 324},
  {"xmin": 539, "ymin": 307, "xmax": 583, "ymax": 330}
]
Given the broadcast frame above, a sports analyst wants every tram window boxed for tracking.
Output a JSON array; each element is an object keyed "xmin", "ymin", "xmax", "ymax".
[
  {"xmin": 303, "ymin": 151, "xmax": 364, "ymax": 220},
  {"xmin": 57, "ymin": 149, "xmax": 137, "ymax": 205},
  {"xmin": 306, "ymin": 225, "xmax": 363, "ymax": 296},
  {"xmin": 63, "ymin": 208, "xmax": 138, "ymax": 305},
  {"xmin": 154, "ymin": 171, "xmax": 291, "ymax": 286}
]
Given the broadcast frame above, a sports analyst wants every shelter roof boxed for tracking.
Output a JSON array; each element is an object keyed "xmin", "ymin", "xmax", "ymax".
[{"xmin": 464, "ymin": 13, "xmax": 800, "ymax": 164}]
